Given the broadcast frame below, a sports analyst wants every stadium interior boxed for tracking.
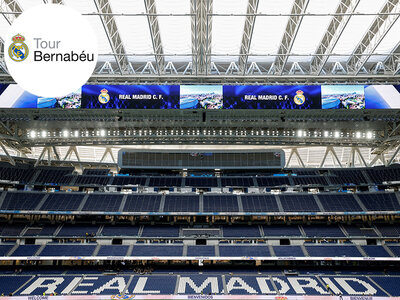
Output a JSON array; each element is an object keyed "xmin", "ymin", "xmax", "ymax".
[{"xmin": 0, "ymin": 0, "xmax": 400, "ymax": 299}]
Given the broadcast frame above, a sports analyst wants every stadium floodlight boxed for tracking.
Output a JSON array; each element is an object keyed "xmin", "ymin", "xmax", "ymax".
[
  {"xmin": 63, "ymin": 130, "xmax": 69, "ymax": 138},
  {"xmin": 334, "ymin": 131, "xmax": 340, "ymax": 138},
  {"xmin": 100, "ymin": 129, "xmax": 106, "ymax": 137},
  {"xmin": 74, "ymin": 130, "xmax": 79, "ymax": 138},
  {"xmin": 297, "ymin": 130, "xmax": 303, "ymax": 137},
  {"xmin": 366, "ymin": 131, "xmax": 373, "ymax": 139},
  {"xmin": 41, "ymin": 131, "xmax": 47, "ymax": 138},
  {"xmin": 324, "ymin": 131, "xmax": 329, "ymax": 138},
  {"xmin": 30, "ymin": 130, "xmax": 36, "ymax": 139},
  {"xmin": 356, "ymin": 132, "xmax": 361, "ymax": 139}
]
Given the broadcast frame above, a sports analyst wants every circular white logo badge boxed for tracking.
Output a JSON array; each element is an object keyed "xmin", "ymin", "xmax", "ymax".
[{"xmin": 5, "ymin": 4, "xmax": 98, "ymax": 98}]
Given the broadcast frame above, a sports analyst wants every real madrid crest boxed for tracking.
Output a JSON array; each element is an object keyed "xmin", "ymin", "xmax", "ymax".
[
  {"xmin": 98, "ymin": 88, "xmax": 110, "ymax": 104},
  {"xmin": 8, "ymin": 34, "xmax": 29, "ymax": 62},
  {"xmin": 294, "ymin": 90, "xmax": 306, "ymax": 105}
]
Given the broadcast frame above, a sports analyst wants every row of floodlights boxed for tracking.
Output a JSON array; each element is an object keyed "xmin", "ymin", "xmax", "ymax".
[{"xmin": 27, "ymin": 129, "xmax": 376, "ymax": 140}]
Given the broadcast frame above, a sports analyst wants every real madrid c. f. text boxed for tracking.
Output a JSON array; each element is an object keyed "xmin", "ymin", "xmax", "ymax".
[{"xmin": 4, "ymin": 4, "xmax": 98, "ymax": 98}]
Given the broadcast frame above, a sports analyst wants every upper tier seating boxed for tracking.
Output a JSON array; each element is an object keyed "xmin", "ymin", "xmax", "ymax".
[
  {"xmin": 358, "ymin": 193, "xmax": 400, "ymax": 211},
  {"xmin": 0, "ymin": 163, "xmax": 35, "ymax": 183},
  {"xmin": 34, "ymin": 167, "xmax": 74, "ymax": 185},
  {"xmin": 279, "ymin": 194, "xmax": 320, "ymax": 212},
  {"xmin": 40, "ymin": 244, "xmax": 96, "ymax": 256},
  {"xmin": 305, "ymin": 245, "xmax": 362, "ymax": 257},
  {"xmin": 40, "ymin": 193, "xmax": 84, "ymax": 211},
  {"xmin": 302, "ymin": 225, "xmax": 345, "ymax": 237},
  {"xmin": 203, "ymin": 195, "xmax": 239, "ymax": 212},
  {"xmin": 82, "ymin": 194, "xmax": 123, "ymax": 212},
  {"xmin": 329, "ymin": 169, "xmax": 367, "ymax": 185},
  {"xmin": 74, "ymin": 176, "xmax": 110, "ymax": 186},
  {"xmin": 318, "ymin": 194, "xmax": 363, "ymax": 212},
  {"xmin": 241, "ymin": 194, "xmax": 279, "ymax": 212},
  {"xmin": 110, "ymin": 176, "xmax": 147, "ymax": 186},
  {"xmin": 1, "ymin": 192, "xmax": 44, "ymax": 211},
  {"xmin": 148, "ymin": 177, "xmax": 182, "ymax": 187},
  {"xmin": 123, "ymin": 194, "xmax": 161, "ymax": 212},
  {"xmin": 185, "ymin": 177, "xmax": 218, "ymax": 187},
  {"xmin": 164, "ymin": 195, "xmax": 199, "ymax": 212}
]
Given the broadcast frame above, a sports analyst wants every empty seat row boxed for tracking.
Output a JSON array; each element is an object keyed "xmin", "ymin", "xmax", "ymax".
[{"xmin": 4, "ymin": 244, "xmax": 399, "ymax": 258}]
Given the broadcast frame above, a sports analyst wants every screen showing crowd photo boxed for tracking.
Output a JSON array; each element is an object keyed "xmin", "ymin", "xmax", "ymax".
[
  {"xmin": 180, "ymin": 85, "xmax": 223, "ymax": 109},
  {"xmin": 321, "ymin": 85, "xmax": 365, "ymax": 109}
]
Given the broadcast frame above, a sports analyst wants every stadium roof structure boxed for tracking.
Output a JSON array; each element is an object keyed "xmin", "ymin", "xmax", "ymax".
[
  {"xmin": 0, "ymin": 0, "xmax": 399, "ymax": 169},
  {"xmin": 0, "ymin": 0, "xmax": 399, "ymax": 84}
]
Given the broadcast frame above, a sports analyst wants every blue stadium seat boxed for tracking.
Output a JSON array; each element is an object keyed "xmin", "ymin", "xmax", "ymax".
[
  {"xmin": 82, "ymin": 194, "xmax": 123, "ymax": 212},
  {"xmin": 111, "ymin": 176, "xmax": 147, "ymax": 186},
  {"xmin": 97, "ymin": 245, "xmax": 129, "ymax": 256},
  {"xmin": 1, "ymin": 192, "xmax": 44, "ymax": 211},
  {"xmin": 306, "ymin": 245, "xmax": 362, "ymax": 257},
  {"xmin": 123, "ymin": 194, "xmax": 161, "ymax": 212},
  {"xmin": 370, "ymin": 277, "xmax": 400, "ymax": 297},
  {"xmin": 273, "ymin": 246, "xmax": 305, "ymax": 257},
  {"xmin": 219, "ymin": 246, "xmax": 270, "ymax": 257},
  {"xmin": 141, "ymin": 226, "xmax": 180, "ymax": 237},
  {"xmin": 74, "ymin": 176, "xmax": 110, "ymax": 186},
  {"xmin": 185, "ymin": 177, "xmax": 218, "ymax": 187},
  {"xmin": 11, "ymin": 245, "xmax": 41, "ymax": 256},
  {"xmin": 388, "ymin": 246, "xmax": 400, "ymax": 257},
  {"xmin": 222, "ymin": 226, "xmax": 261, "ymax": 237},
  {"xmin": 221, "ymin": 177, "xmax": 254, "ymax": 187},
  {"xmin": 358, "ymin": 193, "xmax": 400, "ymax": 211},
  {"xmin": 241, "ymin": 194, "xmax": 279, "ymax": 212},
  {"xmin": 0, "ymin": 224, "xmax": 26, "ymax": 236},
  {"xmin": 187, "ymin": 246, "xmax": 215, "ymax": 256},
  {"xmin": 302, "ymin": 225, "xmax": 345, "ymax": 237},
  {"xmin": 40, "ymin": 193, "xmax": 84, "ymax": 211},
  {"xmin": 164, "ymin": 195, "xmax": 199, "ymax": 212},
  {"xmin": 148, "ymin": 177, "xmax": 182, "ymax": 187},
  {"xmin": 101, "ymin": 225, "xmax": 140, "ymax": 237},
  {"xmin": 342, "ymin": 224, "xmax": 378, "ymax": 237},
  {"xmin": 262, "ymin": 225, "xmax": 302, "ymax": 237},
  {"xmin": 203, "ymin": 195, "xmax": 239, "ymax": 212},
  {"xmin": 0, "ymin": 244, "xmax": 15, "ymax": 256},
  {"xmin": 292, "ymin": 176, "xmax": 328, "ymax": 186},
  {"xmin": 130, "ymin": 245, "xmax": 183, "ymax": 256},
  {"xmin": 318, "ymin": 194, "xmax": 362, "ymax": 212},
  {"xmin": 23, "ymin": 225, "xmax": 59, "ymax": 236},
  {"xmin": 375, "ymin": 224, "xmax": 400, "ymax": 237},
  {"xmin": 279, "ymin": 194, "xmax": 320, "ymax": 212},
  {"xmin": 362, "ymin": 246, "xmax": 391, "ymax": 257},
  {"xmin": 40, "ymin": 244, "xmax": 96, "ymax": 256},
  {"xmin": 0, "ymin": 276, "xmax": 33, "ymax": 295},
  {"xmin": 256, "ymin": 177, "xmax": 290, "ymax": 187},
  {"xmin": 57, "ymin": 224, "xmax": 99, "ymax": 237}
]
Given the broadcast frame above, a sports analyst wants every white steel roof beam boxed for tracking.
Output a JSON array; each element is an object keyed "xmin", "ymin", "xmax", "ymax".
[
  {"xmin": 384, "ymin": 41, "xmax": 400, "ymax": 74},
  {"xmin": 238, "ymin": 0, "xmax": 259, "ymax": 75},
  {"xmin": 347, "ymin": 0, "xmax": 400, "ymax": 75},
  {"xmin": 144, "ymin": 0, "xmax": 165, "ymax": 75},
  {"xmin": 274, "ymin": 0, "xmax": 310, "ymax": 75},
  {"xmin": 93, "ymin": 0, "xmax": 131, "ymax": 75},
  {"xmin": 310, "ymin": 0, "xmax": 360, "ymax": 75},
  {"xmin": 191, "ymin": 0, "xmax": 212, "ymax": 75},
  {"xmin": 1, "ymin": 0, "xmax": 22, "ymax": 25}
]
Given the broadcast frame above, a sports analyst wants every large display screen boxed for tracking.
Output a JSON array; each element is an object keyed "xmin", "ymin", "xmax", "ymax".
[{"xmin": 0, "ymin": 83, "xmax": 399, "ymax": 109}]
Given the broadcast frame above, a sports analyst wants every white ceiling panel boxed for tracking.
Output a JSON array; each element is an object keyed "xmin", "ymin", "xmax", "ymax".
[{"xmin": 249, "ymin": 0, "xmax": 293, "ymax": 55}]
